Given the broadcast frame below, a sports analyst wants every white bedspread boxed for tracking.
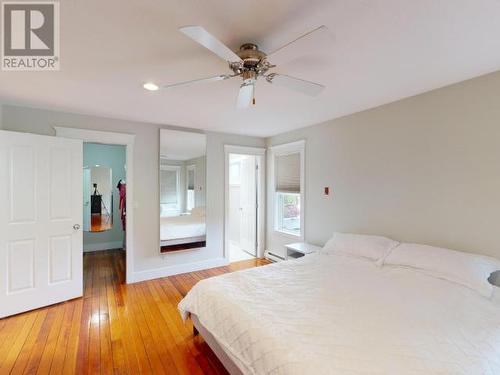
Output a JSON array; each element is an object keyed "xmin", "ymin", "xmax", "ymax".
[
  {"xmin": 178, "ymin": 254, "xmax": 500, "ymax": 375},
  {"xmin": 160, "ymin": 214, "xmax": 205, "ymax": 241}
]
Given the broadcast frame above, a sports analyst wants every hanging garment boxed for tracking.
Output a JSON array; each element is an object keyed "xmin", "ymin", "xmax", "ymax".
[{"xmin": 117, "ymin": 180, "xmax": 126, "ymax": 231}]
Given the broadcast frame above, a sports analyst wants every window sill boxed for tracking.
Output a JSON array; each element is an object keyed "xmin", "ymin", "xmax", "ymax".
[{"xmin": 274, "ymin": 230, "xmax": 302, "ymax": 240}]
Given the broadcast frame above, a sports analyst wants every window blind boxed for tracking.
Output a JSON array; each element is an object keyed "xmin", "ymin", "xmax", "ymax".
[
  {"xmin": 275, "ymin": 152, "xmax": 300, "ymax": 193},
  {"xmin": 187, "ymin": 169, "xmax": 195, "ymax": 190},
  {"xmin": 160, "ymin": 169, "xmax": 178, "ymax": 204}
]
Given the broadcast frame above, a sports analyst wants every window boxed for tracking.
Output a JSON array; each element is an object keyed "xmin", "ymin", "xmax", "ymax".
[
  {"xmin": 272, "ymin": 142, "xmax": 304, "ymax": 237},
  {"xmin": 160, "ymin": 165, "xmax": 180, "ymax": 216},
  {"xmin": 186, "ymin": 165, "xmax": 195, "ymax": 211},
  {"xmin": 276, "ymin": 192, "xmax": 300, "ymax": 236}
]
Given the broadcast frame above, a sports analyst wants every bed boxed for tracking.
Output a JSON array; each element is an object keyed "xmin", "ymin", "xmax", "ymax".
[
  {"xmin": 160, "ymin": 208, "xmax": 206, "ymax": 247},
  {"xmin": 179, "ymin": 250, "xmax": 500, "ymax": 374}
]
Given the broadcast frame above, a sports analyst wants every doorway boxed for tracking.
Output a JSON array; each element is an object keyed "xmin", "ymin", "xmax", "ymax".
[
  {"xmin": 82, "ymin": 143, "xmax": 126, "ymax": 275},
  {"xmin": 55, "ymin": 127, "xmax": 135, "ymax": 284},
  {"xmin": 224, "ymin": 146, "xmax": 265, "ymax": 262}
]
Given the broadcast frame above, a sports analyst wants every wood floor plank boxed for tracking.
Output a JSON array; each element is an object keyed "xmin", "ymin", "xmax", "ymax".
[
  {"xmin": 22, "ymin": 305, "xmax": 58, "ymax": 374},
  {"xmin": 0, "ymin": 250, "xmax": 270, "ymax": 375},
  {"xmin": 98, "ymin": 262, "xmax": 113, "ymax": 375},
  {"xmin": 36, "ymin": 302, "xmax": 67, "ymax": 375},
  {"xmin": 8, "ymin": 310, "xmax": 48, "ymax": 375},
  {"xmin": 0, "ymin": 311, "xmax": 38, "ymax": 373},
  {"xmin": 126, "ymin": 284, "xmax": 166, "ymax": 374},
  {"xmin": 48, "ymin": 302, "xmax": 75, "ymax": 375},
  {"xmin": 60, "ymin": 299, "xmax": 83, "ymax": 375},
  {"xmin": 105, "ymin": 270, "xmax": 128, "ymax": 375}
]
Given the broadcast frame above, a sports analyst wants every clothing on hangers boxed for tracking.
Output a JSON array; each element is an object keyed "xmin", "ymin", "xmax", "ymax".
[{"xmin": 117, "ymin": 180, "xmax": 126, "ymax": 231}]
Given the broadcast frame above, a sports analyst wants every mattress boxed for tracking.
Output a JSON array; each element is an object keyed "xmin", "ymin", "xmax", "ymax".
[
  {"xmin": 160, "ymin": 214, "xmax": 206, "ymax": 241},
  {"xmin": 179, "ymin": 253, "xmax": 500, "ymax": 375}
]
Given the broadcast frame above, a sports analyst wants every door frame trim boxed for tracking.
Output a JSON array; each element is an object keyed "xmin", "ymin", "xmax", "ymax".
[
  {"xmin": 224, "ymin": 145, "xmax": 266, "ymax": 262},
  {"xmin": 54, "ymin": 126, "xmax": 135, "ymax": 284}
]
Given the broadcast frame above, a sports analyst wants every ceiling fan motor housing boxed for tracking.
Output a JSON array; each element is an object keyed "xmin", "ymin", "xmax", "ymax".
[{"xmin": 230, "ymin": 43, "xmax": 273, "ymax": 77}]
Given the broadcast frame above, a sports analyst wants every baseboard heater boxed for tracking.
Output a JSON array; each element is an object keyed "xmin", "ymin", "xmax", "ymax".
[{"xmin": 265, "ymin": 252, "xmax": 285, "ymax": 262}]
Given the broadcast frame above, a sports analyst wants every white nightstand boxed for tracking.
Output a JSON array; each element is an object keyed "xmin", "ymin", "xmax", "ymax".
[{"xmin": 285, "ymin": 242, "xmax": 321, "ymax": 260}]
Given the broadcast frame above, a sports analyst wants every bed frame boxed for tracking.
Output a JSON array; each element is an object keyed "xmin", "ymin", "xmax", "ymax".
[
  {"xmin": 160, "ymin": 235, "xmax": 206, "ymax": 247},
  {"xmin": 191, "ymin": 314, "xmax": 244, "ymax": 375},
  {"xmin": 160, "ymin": 235, "xmax": 206, "ymax": 253}
]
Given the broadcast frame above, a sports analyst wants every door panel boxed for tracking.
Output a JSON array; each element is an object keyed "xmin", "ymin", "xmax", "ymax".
[
  {"xmin": 0, "ymin": 130, "xmax": 83, "ymax": 318},
  {"xmin": 8, "ymin": 240, "xmax": 35, "ymax": 292},
  {"xmin": 239, "ymin": 156, "xmax": 257, "ymax": 256},
  {"xmin": 49, "ymin": 235, "xmax": 73, "ymax": 284},
  {"xmin": 10, "ymin": 146, "xmax": 36, "ymax": 223},
  {"xmin": 50, "ymin": 147, "xmax": 73, "ymax": 220}
]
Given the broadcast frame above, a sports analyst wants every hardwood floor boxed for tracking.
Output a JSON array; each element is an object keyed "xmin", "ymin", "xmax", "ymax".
[
  {"xmin": 0, "ymin": 249, "xmax": 270, "ymax": 374},
  {"xmin": 90, "ymin": 214, "xmax": 112, "ymax": 232}
]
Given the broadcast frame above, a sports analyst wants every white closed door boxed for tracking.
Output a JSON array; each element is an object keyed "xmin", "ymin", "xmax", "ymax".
[
  {"xmin": 239, "ymin": 156, "xmax": 257, "ymax": 256},
  {"xmin": 0, "ymin": 130, "xmax": 83, "ymax": 318}
]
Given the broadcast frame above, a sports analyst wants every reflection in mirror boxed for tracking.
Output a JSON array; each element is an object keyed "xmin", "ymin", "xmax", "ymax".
[
  {"xmin": 83, "ymin": 165, "xmax": 113, "ymax": 232},
  {"xmin": 160, "ymin": 129, "xmax": 206, "ymax": 252}
]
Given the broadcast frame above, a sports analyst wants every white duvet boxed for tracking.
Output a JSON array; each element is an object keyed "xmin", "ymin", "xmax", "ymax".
[
  {"xmin": 179, "ymin": 253, "xmax": 500, "ymax": 374},
  {"xmin": 160, "ymin": 214, "xmax": 206, "ymax": 241}
]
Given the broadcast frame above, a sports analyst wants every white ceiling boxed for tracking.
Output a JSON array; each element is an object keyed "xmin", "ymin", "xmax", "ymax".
[
  {"xmin": 1, "ymin": 0, "xmax": 500, "ymax": 137},
  {"xmin": 160, "ymin": 129, "xmax": 206, "ymax": 160}
]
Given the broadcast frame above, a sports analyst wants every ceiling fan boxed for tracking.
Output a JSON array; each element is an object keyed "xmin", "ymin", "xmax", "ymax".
[{"xmin": 143, "ymin": 25, "xmax": 328, "ymax": 108}]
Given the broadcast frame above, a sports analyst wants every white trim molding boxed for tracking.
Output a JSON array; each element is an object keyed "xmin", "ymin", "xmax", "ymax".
[
  {"xmin": 224, "ymin": 145, "xmax": 266, "ymax": 155},
  {"xmin": 54, "ymin": 126, "xmax": 136, "ymax": 284},
  {"xmin": 131, "ymin": 258, "xmax": 229, "ymax": 283},
  {"xmin": 84, "ymin": 241, "xmax": 123, "ymax": 252},
  {"xmin": 269, "ymin": 139, "xmax": 306, "ymax": 241},
  {"xmin": 224, "ymin": 145, "xmax": 266, "ymax": 262},
  {"xmin": 269, "ymin": 139, "xmax": 306, "ymax": 154}
]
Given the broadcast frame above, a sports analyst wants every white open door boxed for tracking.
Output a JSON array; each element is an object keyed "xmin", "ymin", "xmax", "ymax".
[
  {"xmin": 239, "ymin": 155, "xmax": 257, "ymax": 256},
  {"xmin": 0, "ymin": 130, "xmax": 83, "ymax": 318}
]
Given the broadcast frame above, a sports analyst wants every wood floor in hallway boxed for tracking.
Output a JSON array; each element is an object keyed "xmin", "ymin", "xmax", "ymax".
[{"xmin": 0, "ymin": 249, "xmax": 270, "ymax": 374}]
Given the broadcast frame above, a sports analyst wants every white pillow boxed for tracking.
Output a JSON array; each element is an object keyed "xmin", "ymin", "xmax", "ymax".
[
  {"xmin": 321, "ymin": 232, "xmax": 399, "ymax": 262},
  {"xmin": 383, "ymin": 243, "xmax": 500, "ymax": 298}
]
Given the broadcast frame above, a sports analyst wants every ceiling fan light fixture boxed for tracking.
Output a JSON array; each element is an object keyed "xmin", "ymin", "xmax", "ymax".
[
  {"xmin": 143, "ymin": 82, "xmax": 159, "ymax": 91},
  {"xmin": 145, "ymin": 25, "xmax": 327, "ymax": 106}
]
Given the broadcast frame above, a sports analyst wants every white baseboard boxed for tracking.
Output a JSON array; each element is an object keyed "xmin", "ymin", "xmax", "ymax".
[
  {"xmin": 130, "ymin": 257, "xmax": 229, "ymax": 283},
  {"xmin": 83, "ymin": 241, "xmax": 123, "ymax": 252}
]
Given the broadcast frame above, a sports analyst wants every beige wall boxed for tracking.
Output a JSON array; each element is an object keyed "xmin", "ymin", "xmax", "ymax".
[
  {"xmin": 3, "ymin": 69, "xmax": 500, "ymax": 275},
  {"xmin": 267, "ymin": 71, "xmax": 500, "ymax": 259},
  {"xmin": 1, "ymin": 105, "xmax": 265, "ymax": 280}
]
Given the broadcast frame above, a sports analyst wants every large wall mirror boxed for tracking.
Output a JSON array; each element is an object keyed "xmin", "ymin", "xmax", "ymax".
[
  {"xmin": 160, "ymin": 129, "xmax": 206, "ymax": 252},
  {"xmin": 83, "ymin": 165, "xmax": 114, "ymax": 232}
]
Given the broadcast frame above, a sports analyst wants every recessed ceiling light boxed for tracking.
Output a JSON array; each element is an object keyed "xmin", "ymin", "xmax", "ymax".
[{"xmin": 143, "ymin": 82, "xmax": 159, "ymax": 91}]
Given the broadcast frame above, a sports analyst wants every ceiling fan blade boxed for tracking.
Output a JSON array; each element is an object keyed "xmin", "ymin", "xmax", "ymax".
[
  {"xmin": 266, "ymin": 25, "xmax": 331, "ymax": 65},
  {"xmin": 237, "ymin": 83, "xmax": 254, "ymax": 109},
  {"xmin": 161, "ymin": 74, "xmax": 233, "ymax": 89},
  {"xmin": 267, "ymin": 74, "xmax": 324, "ymax": 96},
  {"xmin": 179, "ymin": 26, "xmax": 242, "ymax": 63}
]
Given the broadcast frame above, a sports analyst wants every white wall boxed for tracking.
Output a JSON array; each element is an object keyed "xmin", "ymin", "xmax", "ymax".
[
  {"xmin": 267, "ymin": 71, "xmax": 500, "ymax": 259},
  {"xmin": 0, "ymin": 105, "xmax": 265, "ymax": 281}
]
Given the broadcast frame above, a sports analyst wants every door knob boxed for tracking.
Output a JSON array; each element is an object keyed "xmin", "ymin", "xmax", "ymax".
[{"xmin": 73, "ymin": 224, "xmax": 81, "ymax": 230}]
